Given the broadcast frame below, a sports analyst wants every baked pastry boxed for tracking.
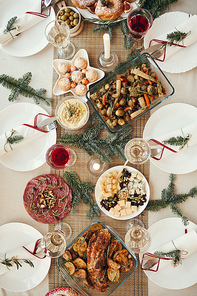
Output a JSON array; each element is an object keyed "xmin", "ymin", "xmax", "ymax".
[
  {"xmin": 71, "ymin": 70, "xmax": 83, "ymax": 83},
  {"xmin": 86, "ymin": 69, "xmax": 98, "ymax": 82},
  {"xmin": 74, "ymin": 57, "xmax": 88, "ymax": 69},
  {"xmin": 58, "ymin": 62, "xmax": 71, "ymax": 74},
  {"xmin": 95, "ymin": 0, "xmax": 123, "ymax": 20},
  {"xmin": 75, "ymin": 84, "xmax": 88, "ymax": 96},
  {"xmin": 71, "ymin": 0, "xmax": 96, "ymax": 9},
  {"xmin": 58, "ymin": 77, "xmax": 71, "ymax": 91}
]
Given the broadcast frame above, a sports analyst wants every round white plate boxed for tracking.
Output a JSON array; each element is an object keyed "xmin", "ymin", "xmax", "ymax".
[
  {"xmin": 0, "ymin": 0, "xmax": 55, "ymax": 57},
  {"xmin": 0, "ymin": 222, "xmax": 51, "ymax": 292},
  {"xmin": 143, "ymin": 103, "xmax": 197, "ymax": 174},
  {"xmin": 77, "ymin": 1, "xmax": 139, "ymax": 23},
  {"xmin": 95, "ymin": 165, "xmax": 150, "ymax": 220},
  {"xmin": 52, "ymin": 49, "xmax": 105, "ymax": 102},
  {"xmin": 144, "ymin": 12, "xmax": 197, "ymax": 73},
  {"xmin": 140, "ymin": 217, "xmax": 197, "ymax": 289},
  {"xmin": 0, "ymin": 102, "xmax": 56, "ymax": 171}
]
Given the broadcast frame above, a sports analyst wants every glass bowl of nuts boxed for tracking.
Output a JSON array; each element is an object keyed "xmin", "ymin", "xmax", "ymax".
[{"xmin": 57, "ymin": 6, "xmax": 81, "ymax": 34}]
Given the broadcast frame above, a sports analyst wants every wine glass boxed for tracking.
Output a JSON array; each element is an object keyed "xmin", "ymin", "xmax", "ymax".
[
  {"xmin": 38, "ymin": 222, "xmax": 72, "ymax": 258},
  {"xmin": 125, "ymin": 218, "xmax": 151, "ymax": 254},
  {"xmin": 46, "ymin": 143, "xmax": 77, "ymax": 169},
  {"xmin": 45, "ymin": 20, "xmax": 75, "ymax": 59},
  {"xmin": 124, "ymin": 138, "xmax": 151, "ymax": 165},
  {"xmin": 127, "ymin": 8, "xmax": 153, "ymax": 49}
]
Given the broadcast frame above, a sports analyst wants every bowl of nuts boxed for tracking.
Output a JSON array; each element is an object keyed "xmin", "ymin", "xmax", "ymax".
[{"xmin": 57, "ymin": 6, "xmax": 81, "ymax": 34}]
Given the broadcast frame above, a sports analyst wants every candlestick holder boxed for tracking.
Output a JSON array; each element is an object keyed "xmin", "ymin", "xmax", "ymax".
[
  {"xmin": 87, "ymin": 156, "xmax": 108, "ymax": 176},
  {"xmin": 97, "ymin": 51, "xmax": 119, "ymax": 72}
]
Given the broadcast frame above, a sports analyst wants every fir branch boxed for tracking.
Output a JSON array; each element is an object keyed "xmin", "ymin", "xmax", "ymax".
[
  {"xmin": 0, "ymin": 72, "xmax": 52, "ymax": 106},
  {"xmin": 167, "ymin": 29, "xmax": 191, "ymax": 46},
  {"xmin": 4, "ymin": 129, "xmax": 24, "ymax": 152},
  {"xmin": 139, "ymin": 0, "xmax": 178, "ymax": 19},
  {"xmin": 163, "ymin": 134, "xmax": 191, "ymax": 150},
  {"xmin": 120, "ymin": 19, "xmax": 134, "ymax": 50},
  {"xmin": 4, "ymin": 17, "xmax": 18, "ymax": 37},
  {"xmin": 169, "ymin": 203, "xmax": 188, "ymax": 226},
  {"xmin": 154, "ymin": 249, "xmax": 182, "ymax": 267},
  {"xmin": 0, "ymin": 256, "xmax": 34, "ymax": 270},
  {"xmin": 63, "ymin": 171, "xmax": 100, "ymax": 219}
]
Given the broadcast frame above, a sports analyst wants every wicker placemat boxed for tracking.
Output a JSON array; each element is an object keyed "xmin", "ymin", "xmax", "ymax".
[{"xmin": 49, "ymin": 11, "xmax": 149, "ymax": 295}]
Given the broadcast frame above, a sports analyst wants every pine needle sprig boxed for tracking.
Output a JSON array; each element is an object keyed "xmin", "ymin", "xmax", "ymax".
[
  {"xmin": 163, "ymin": 134, "xmax": 191, "ymax": 150},
  {"xmin": 63, "ymin": 171, "xmax": 100, "ymax": 220},
  {"xmin": 166, "ymin": 29, "xmax": 191, "ymax": 46},
  {"xmin": 120, "ymin": 19, "xmax": 134, "ymax": 50},
  {"xmin": 154, "ymin": 249, "xmax": 182, "ymax": 267},
  {"xmin": 139, "ymin": 0, "xmax": 178, "ymax": 19},
  {"xmin": 146, "ymin": 174, "xmax": 197, "ymax": 225},
  {"xmin": 0, "ymin": 256, "xmax": 34, "ymax": 270},
  {"xmin": 3, "ymin": 17, "xmax": 18, "ymax": 38},
  {"xmin": 0, "ymin": 72, "xmax": 52, "ymax": 106},
  {"xmin": 4, "ymin": 129, "xmax": 24, "ymax": 152}
]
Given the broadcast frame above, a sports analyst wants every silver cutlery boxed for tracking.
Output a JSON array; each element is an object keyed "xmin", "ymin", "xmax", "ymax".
[
  {"xmin": 41, "ymin": 0, "xmax": 63, "ymax": 12},
  {"xmin": 141, "ymin": 43, "xmax": 165, "ymax": 60},
  {"xmin": 37, "ymin": 116, "xmax": 57, "ymax": 132}
]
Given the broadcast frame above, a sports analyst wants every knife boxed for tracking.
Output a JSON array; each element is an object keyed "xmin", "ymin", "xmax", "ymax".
[
  {"xmin": 41, "ymin": 0, "xmax": 63, "ymax": 12},
  {"xmin": 140, "ymin": 43, "xmax": 163, "ymax": 55}
]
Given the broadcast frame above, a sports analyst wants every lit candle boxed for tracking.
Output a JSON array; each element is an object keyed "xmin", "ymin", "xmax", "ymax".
[
  {"xmin": 103, "ymin": 33, "xmax": 110, "ymax": 59},
  {"xmin": 93, "ymin": 162, "xmax": 100, "ymax": 171}
]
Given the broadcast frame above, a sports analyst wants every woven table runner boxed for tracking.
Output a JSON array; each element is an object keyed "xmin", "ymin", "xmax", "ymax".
[{"xmin": 49, "ymin": 8, "xmax": 149, "ymax": 295}]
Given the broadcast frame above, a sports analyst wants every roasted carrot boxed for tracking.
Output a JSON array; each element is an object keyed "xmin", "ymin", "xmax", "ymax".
[
  {"xmin": 114, "ymin": 102, "xmax": 120, "ymax": 109},
  {"xmin": 144, "ymin": 93, "xmax": 150, "ymax": 106},
  {"xmin": 102, "ymin": 95, "xmax": 106, "ymax": 105},
  {"xmin": 124, "ymin": 106, "xmax": 133, "ymax": 112}
]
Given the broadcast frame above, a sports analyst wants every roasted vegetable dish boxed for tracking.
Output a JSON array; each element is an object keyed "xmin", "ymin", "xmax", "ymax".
[
  {"xmin": 89, "ymin": 63, "xmax": 166, "ymax": 130},
  {"xmin": 61, "ymin": 223, "xmax": 135, "ymax": 292}
]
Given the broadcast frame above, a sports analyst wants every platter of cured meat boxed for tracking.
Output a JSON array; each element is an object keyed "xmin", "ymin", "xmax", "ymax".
[{"xmin": 23, "ymin": 174, "xmax": 72, "ymax": 224}]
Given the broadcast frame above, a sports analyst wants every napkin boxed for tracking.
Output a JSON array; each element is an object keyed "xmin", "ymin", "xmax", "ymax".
[
  {"xmin": 0, "ymin": 240, "xmax": 45, "ymax": 276},
  {"xmin": 0, "ymin": 113, "xmax": 49, "ymax": 157},
  {"xmin": 143, "ymin": 230, "xmax": 197, "ymax": 271},
  {"xmin": 0, "ymin": 0, "xmax": 50, "ymax": 45},
  {"xmin": 145, "ymin": 120, "xmax": 197, "ymax": 159},
  {"xmin": 150, "ymin": 15, "xmax": 197, "ymax": 61}
]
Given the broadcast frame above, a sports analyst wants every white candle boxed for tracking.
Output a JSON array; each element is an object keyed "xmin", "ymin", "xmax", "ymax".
[
  {"xmin": 103, "ymin": 33, "xmax": 110, "ymax": 59},
  {"xmin": 93, "ymin": 162, "xmax": 100, "ymax": 171}
]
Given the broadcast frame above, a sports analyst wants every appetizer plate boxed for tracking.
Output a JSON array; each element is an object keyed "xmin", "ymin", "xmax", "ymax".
[
  {"xmin": 52, "ymin": 49, "xmax": 105, "ymax": 101},
  {"xmin": 45, "ymin": 287, "xmax": 81, "ymax": 296},
  {"xmin": 0, "ymin": 0, "xmax": 55, "ymax": 57},
  {"xmin": 139, "ymin": 217, "xmax": 197, "ymax": 289},
  {"xmin": 143, "ymin": 103, "xmax": 197, "ymax": 174},
  {"xmin": 0, "ymin": 222, "xmax": 51, "ymax": 292},
  {"xmin": 0, "ymin": 102, "xmax": 56, "ymax": 171},
  {"xmin": 144, "ymin": 11, "xmax": 197, "ymax": 73},
  {"xmin": 95, "ymin": 165, "xmax": 150, "ymax": 220}
]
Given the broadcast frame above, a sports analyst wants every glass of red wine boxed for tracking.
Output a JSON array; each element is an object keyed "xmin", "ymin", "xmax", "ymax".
[
  {"xmin": 46, "ymin": 143, "xmax": 77, "ymax": 169},
  {"xmin": 127, "ymin": 8, "xmax": 153, "ymax": 49}
]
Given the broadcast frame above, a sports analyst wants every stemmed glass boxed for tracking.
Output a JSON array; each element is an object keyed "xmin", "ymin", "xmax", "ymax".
[
  {"xmin": 45, "ymin": 20, "xmax": 75, "ymax": 59},
  {"xmin": 38, "ymin": 222, "xmax": 72, "ymax": 258},
  {"xmin": 127, "ymin": 8, "xmax": 153, "ymax": 49},
  {"xmin": 125, "ymin": 218, "xmax": 151, "ymax": 254},
  {"xmin": 124, "ymin": 138, "xmax": 151, "ymax": 165}
]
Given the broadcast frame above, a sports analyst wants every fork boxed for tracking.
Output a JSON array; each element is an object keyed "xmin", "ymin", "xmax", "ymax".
[
  {"xmin": 42, "ymin": 120, "xmax": 57, "ymax": 132},
  {"xmin": 151, "ymin": 47, "xmax": 165, "ymax": 60}
]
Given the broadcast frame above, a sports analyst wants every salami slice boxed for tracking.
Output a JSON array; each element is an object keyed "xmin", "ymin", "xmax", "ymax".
[{"xmin": 23, "ymin": 174, "xmax": 72, "ymax": 224}]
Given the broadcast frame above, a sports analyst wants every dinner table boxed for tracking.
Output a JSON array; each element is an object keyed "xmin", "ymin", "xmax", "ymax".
[{"xmin": 0, "ymin": 0, "xmax": 197, "ymax": 295}]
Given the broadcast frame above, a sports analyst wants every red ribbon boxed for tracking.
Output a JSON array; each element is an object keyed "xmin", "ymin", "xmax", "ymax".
[
  {"xmin": 23, "ymin": 113, "xmax": 52, "ymax": 133},
  {"xmin": 25, "ymin": 0, "xmax": 51, "ymax": 18},
  {"xmin": 22, "ymin": 239, "xmax": 47, "ymax": 259},
  {"xmin": 149, "ymin": 138, "xmax": 177, "ymax": 160}
]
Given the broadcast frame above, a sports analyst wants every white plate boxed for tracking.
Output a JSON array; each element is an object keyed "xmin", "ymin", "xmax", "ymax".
[
  {"xmin": 0, "ymin": 102, "xmax": 56, "ymax": 171},
  {"xmin": 52, "ymin": 49, "xmax": 105, "ymax": 102},
  {"xmin": 143, "ymin": 103, "xmax": 197, "ymax": 174},
  {"xmin": 140, "ymin": 217, "xmax": 197, "ymax": 289},
  {"xmin": 144, "ymin": 12, "xmax": 197, "ymax": 73},
  {"xmin": 95, "ymin": 165, "xmax": 150, "ymax": 220},
  {"xmin": 45, "ymin": 287, "xmax": 80, "ymax": 296},
  {"xmin": 0, "ymin": 222, "xmax": 51, "ymax": 292},
  {"xmin": 77, "ymin": 1, "xmax": 139, "ymax": 23},
  {"xmin": 0, "ymin": 0, "xmax": 55, "ymax": 57}
]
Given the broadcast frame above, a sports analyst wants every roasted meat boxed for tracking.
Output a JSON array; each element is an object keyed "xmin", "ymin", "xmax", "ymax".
[{"xmin": 86, "ymin": 229, "xmax": 111, "ymax": 292}]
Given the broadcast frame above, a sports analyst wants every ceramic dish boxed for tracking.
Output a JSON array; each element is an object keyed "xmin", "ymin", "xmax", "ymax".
[
  {"xmin": 57, "ymin": 222, "xmax": 138, "ymax": 296},
  {"xmin": 95, "ymin": 165, "xmax": 150, "ymax": 220},
  {"xmin": 86, "ymin": 53, "xmax": 174, "ymax": 133},
  {"xmin": 144, "ymin": 12, "xmax": 197, "ymax": 73},
  {"xmin": 52, "ymin": 49, "xmax": 105, "ymax": 101},
  {"xmin": 0, "ymin": 0, "xmax": 55, "ymax": 57},
  {"xmin": 143, "ymin": 103, "xmax": 197, "ymax": 174},
  {"xmin": 45, "ymin": 287, "xmax": 82, "ymax": 296},
  {"xmin": 139, "ymin": 217, "xmax": 197, "ymax": 289},
  {"xmin": 0, "ymin": 222, "xmax": 51, "ymax": 292},
  {"xmin": 57, "ymin": 6, "xmax": 81, "ymax": 33}
]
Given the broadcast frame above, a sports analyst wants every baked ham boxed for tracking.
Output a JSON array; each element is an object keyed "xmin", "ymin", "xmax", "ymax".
[{"xmin": 86, "ymin": 229, "xmax": 111, "ymax": 292}]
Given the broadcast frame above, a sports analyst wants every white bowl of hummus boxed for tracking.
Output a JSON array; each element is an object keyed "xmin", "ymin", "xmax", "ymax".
[{"xmin": 55, "ymin": 96, "xmax": 89, "ymax": 130}]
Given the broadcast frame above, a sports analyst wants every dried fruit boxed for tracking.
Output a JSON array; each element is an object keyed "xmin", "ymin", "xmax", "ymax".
[{"xmin": 124, "ymin": 1, "xmax": 132, "ymax": 13}]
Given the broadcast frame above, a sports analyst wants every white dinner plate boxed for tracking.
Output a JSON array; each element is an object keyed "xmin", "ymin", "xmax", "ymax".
[
  {"xmin": 144, "ymin": 12, "xmax": 197, "ymax": 73},
  {"xmin": 143, "ymin": 103, "xmax": 197, "ymax": 174},
  {"xmin": 0, "ymin": 102, "xmax": 56, "ymax": 171},
  {"xmin": 0, "ymin": 0, "xmax": 55, "ymax": 57},
  {"xmin": 140, "ymin": 217, "xmax": 197, "ymax": 289},
  {"xmin": 95, "ymin": 165, "xmax": 150, "ymax": 220},
  {"xmin": 0, "ymin": 222, "xmax": 51, "ymax": 292},
  {"xmin": 52, "ymin": 49, "xmax": 105, "ymax": 102}
]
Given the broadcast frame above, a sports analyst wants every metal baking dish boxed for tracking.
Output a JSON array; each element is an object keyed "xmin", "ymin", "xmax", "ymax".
[
  {"xmin": 86, "ymin": 53, "xmax": 174, "ymax": 133},
  {"xmin": 57, "ymin": 222, "xmax": 138, "ymax": 296}
]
